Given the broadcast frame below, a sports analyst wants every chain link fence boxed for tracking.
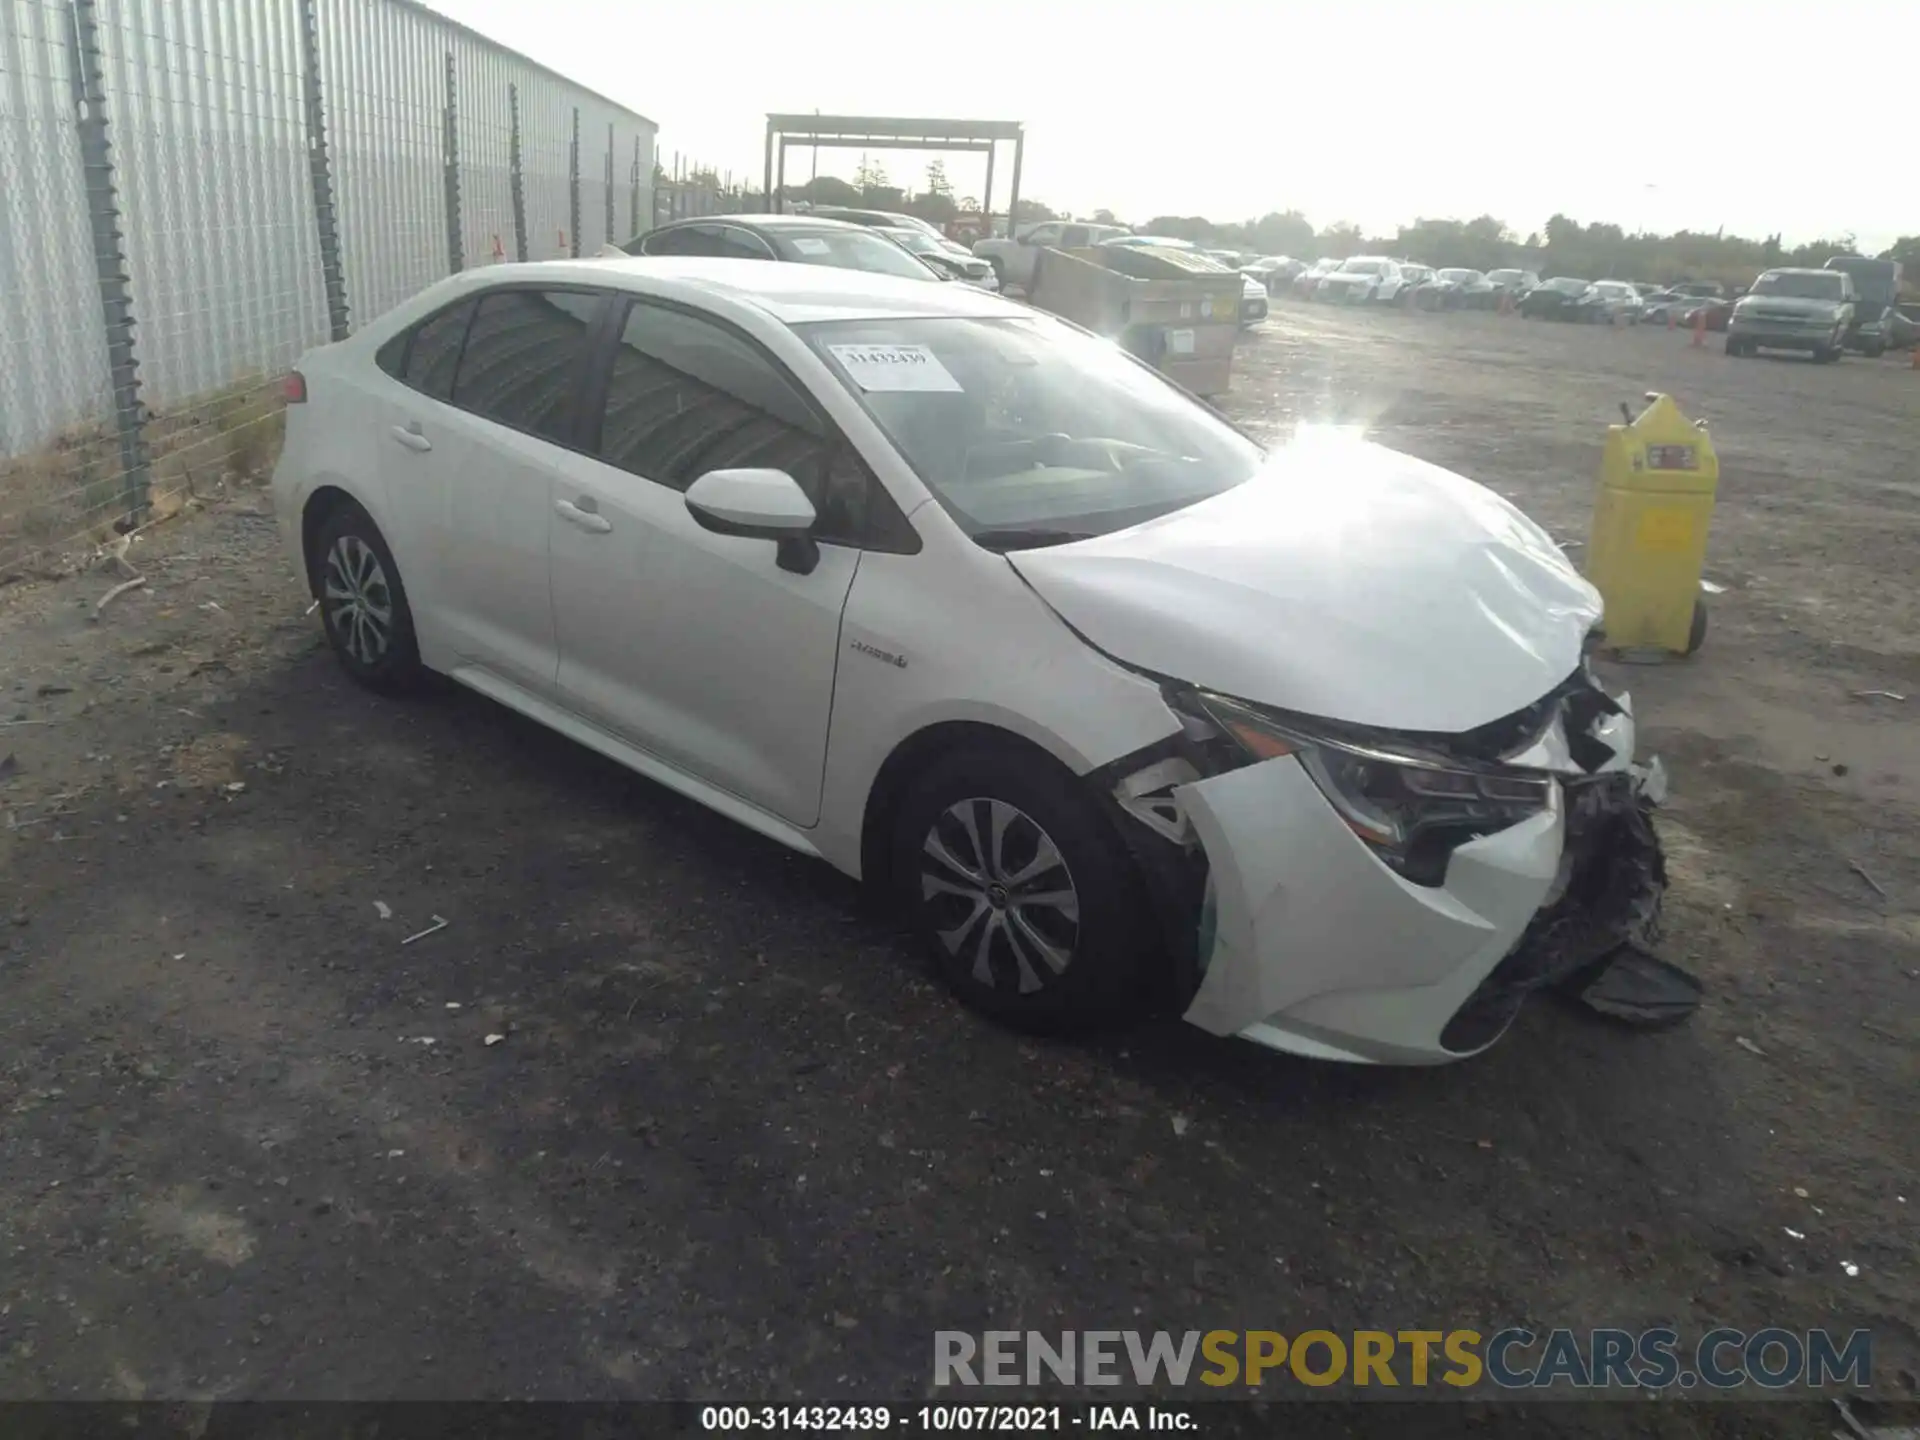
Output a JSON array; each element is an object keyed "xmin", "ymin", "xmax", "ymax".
[{"xmin": 0, "ymin": 0, "xmax": 657, "ymax": 575}]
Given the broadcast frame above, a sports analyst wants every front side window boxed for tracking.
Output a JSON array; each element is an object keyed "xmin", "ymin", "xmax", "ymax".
[
  {"xmin": 594, "ymin": 302, "xmax": 878, "ymax": 544},
  {"xmin": 803, "ymin": 314, "xmax": 1262, "ymax": 546},
  {"xmin": 450, "ymin": 289, "xmax": 601, "ymax": 443}
]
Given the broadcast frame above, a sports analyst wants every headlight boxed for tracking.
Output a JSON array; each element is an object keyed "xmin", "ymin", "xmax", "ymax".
[{"xmin": 1186, "ymin": 691, "xmax": 1553, "ymax": 886}]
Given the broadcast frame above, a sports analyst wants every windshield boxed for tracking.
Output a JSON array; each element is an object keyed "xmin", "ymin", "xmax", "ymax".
[
  {"xmin": 884, "ymin": 230, "xmax": 938, "ymax": 255},
  {"xmin": 772, "ymin": 229, "xmax": 935, "ymax": 280},
  {"xmin": 1594, "ymin": 283, "xmax": 1633, "ymax": 297},
  {"xmin": 1543, "ymin": 277, "xmax": 1589, "ymax": 294},
  {"xmin": 1750, "ymin": 271, "xmax": 1846, "ymax": 301},
  {"xmin": 802, "ymin": 315, "xmax": 1262, "ymax": 544},
  {"xmin": 1487, "ymin": 269, "xmax": 1521, "ymax": 283},
  {"xmin": 1439, "ymin": 269, "xmax": 1482, "ymax": 283},
  {"xmin": 1339, "ymin": 259, "xmax": 1386, "ymax": 275}
]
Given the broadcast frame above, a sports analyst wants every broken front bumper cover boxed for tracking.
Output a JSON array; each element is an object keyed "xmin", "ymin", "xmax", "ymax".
[{"xmin": 1162, "ymin": 689, "xmax": 1673, "ymax": 1065}]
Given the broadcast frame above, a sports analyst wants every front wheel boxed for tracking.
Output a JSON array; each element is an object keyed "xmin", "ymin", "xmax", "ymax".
[
  {"xmin": 892, "ymin": 747, "xmax": 1158, "ymax": 1032},
  {"xmin": 313, "ymin": 501, "xmax": 424, "ymax": 693}
]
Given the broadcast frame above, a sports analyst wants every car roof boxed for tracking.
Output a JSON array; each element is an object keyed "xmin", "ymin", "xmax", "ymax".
[
  {"xmin": 1760, "ymin": 267, "xmax": 1833, "ymax": 278},
  {"xmin": 652, "ymin": 213, "xmax": 873, "ymax": 234},
  {"xmin": 445, "ymin": 256, "xmax": 1029, "ymax": 325}
]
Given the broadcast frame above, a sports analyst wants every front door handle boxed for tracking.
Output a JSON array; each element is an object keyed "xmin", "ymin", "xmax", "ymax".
[
  {"xmin": 388, "ymin": 424, "xmax": 432, "ymax": 453},
  {"xmin": 554, "ymin": 498, "xmax": 612, "ymax": 534}
]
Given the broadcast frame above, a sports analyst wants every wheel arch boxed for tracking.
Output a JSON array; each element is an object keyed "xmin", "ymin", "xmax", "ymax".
[
  {"xmin": 857, "ymin": 718, "xmax": 1090, "ymax": 895},
  {"xmin": 299, "ymin": 483, "xmax": 366, "ymax": 595}
]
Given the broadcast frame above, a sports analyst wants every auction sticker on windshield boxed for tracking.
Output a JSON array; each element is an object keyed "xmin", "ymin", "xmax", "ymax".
[{"xmin": 828, "ymin": 342, "xmax": 963, "ymax": 393}]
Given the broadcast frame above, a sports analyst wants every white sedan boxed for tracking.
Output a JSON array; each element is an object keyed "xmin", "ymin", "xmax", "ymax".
[
  {"xmin": 274, "ymin": 259, "xmax": 1669, "ymax": 1065},
  {"xmin": 1317, "ymin": 256, "xmax": 1407, "ymax": 304}
]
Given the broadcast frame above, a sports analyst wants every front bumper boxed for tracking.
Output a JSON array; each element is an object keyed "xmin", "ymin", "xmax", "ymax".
[
  {"xmin": 1173, "ymin": 692, "xmax": 1663, "ymax": 1064},
  {"xmin": 1729, "ymin": 317, "xmax": 1835, "ymax": 350}
]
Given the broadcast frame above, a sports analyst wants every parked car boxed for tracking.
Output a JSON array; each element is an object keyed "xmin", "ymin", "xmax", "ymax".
[
  {"xmin": 1823, "ymin": 256, "xmax": 1903, "ymax": 356},
  {"xmin": 1726, "ymin": 267, "xmax": 1855, "ymax": 360},
  {"xmin": 1682, "ymin": 299, "xmax": 1734, "ymax": 333},
  {"xmin": 1640, "ymin": 291, "xmax": 1696, "ymax": 325},
  {"xmin": 1670, "ymin": 281, "xmax": 1725, "ymax": 300},
  {"xmin": 804, "ymin": 206, "xmax": 951, "ymax": 245},
  {"xmin": 1416, "ymin": 268, "xmax": 1493, "ymax": 310},
  {"xmin": 972, "ymin": 219, "xmax": 1131, "ymax": 292},
  {"xmin": 1243, "ymin": 256, "xmax": 1306, "ymax": 294},
  {"xmin": 1519, "ymin": 276, "xmax": 1595, "ymax": 320},
  {"xmin": 873, "ymin": 226, "xmax": 999, "ymax": 290},
  {"xmin": 1395, "ymin": 264, "xmax": 1436, "ymax": 304},
  {"xmin": 1291, "ymin": 256, "xmax": 1343, "ymax": 299},
  {"xmin": 1582, "ymin": 281, "xmax": 1645, "ymax": 325},
  {"xmin": 1483, "ymin": 269, "xmax": 1541, "ymax": 308},
  {"xmin": 621, "ymin": 215, "xmax": 942, "ymax": 282},
  {"xmin": 1238, "ymin": 272, "xmax": 1270, "ymax": 327},
  {"xmin": 1316, "ymin": 256, "xmax": 1407, "ymax": 304},
  {"xmin": 274, "ymin": 257, "xmax": 1669, "ymax": 1066}
]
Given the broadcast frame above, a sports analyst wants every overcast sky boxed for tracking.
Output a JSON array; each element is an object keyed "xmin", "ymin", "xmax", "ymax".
[{"xmin": 424, "ymin": 0, "xmax": 1911, "ymax": 253}]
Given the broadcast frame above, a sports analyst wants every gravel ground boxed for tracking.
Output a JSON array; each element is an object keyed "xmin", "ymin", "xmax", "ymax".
[{"xmin": 0, "ymin": 302, "xmax": 1914, "ymax": 1428}]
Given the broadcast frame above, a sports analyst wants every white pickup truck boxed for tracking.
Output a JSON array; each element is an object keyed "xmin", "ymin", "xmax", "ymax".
[{"xmin": 972, "ymin": 220, "xmax": 1130, "ymax": 291}]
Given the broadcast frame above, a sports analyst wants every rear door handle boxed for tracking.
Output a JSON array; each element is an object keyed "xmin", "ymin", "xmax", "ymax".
[
  {"xmin": 388, "ymin": 424, "xmax": 432, "ymax": 453},
  {"xmin": 554, "ymin": 498, "xmax": 612, "ymax": 534}
]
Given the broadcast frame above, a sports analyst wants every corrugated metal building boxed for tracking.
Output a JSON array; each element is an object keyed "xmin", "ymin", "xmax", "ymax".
[{"xmin": 0, "ymin": 0, "xmax": 656, "ymax": 457}]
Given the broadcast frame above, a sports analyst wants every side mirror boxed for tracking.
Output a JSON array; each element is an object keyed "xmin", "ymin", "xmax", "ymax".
[{"xmin": 684, "ymin": 468, "xmax": 820, "ymax": 575}]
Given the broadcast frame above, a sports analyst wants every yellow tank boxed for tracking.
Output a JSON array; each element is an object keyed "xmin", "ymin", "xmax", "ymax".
[{"xmin": 1584, "ymin": 393, "xmax": 1718, "ymax": 656}]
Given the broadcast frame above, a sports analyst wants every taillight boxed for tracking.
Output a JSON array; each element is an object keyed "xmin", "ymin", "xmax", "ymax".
[{"xmin": 283, "ymin": 371, "xmax": 307, "ymax": 403}]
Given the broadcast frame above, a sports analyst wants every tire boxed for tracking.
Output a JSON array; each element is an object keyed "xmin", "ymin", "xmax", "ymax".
[
  {"xmin": 1725, "ymin": 339, "xmax": 1745, "ymax": 357},
  {"xmin": 313, "ymin": 500, "xmax": 424, "ymax": 693},
  {"xmin": 1865, "ymin": 342, "xmax": 1886, "ymax": 358},
  {"xmin": 891, "ymin": 745, "xmax": 1158, "ymax": 1033},
  {"xmin": 1686, "ymin": 597, "xmax": 1707, "ymax": 656}
]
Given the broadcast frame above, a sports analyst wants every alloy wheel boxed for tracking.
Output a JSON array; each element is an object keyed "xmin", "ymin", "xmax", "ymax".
[
  {"xmin": 920, "ymin": 798, "xmax": 1081, "ymax": 995},
  {"xmin": 323, "ymin": 533, "xmax": 394, "ymax": 667}
]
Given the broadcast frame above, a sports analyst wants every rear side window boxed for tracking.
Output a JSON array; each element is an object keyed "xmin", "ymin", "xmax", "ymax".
[
  {"xmin": 641, "ymin": 225, "xmax": 718, "ymax": 257},
  {"xmin": 593, "ymin": 300, "xmax": 899, "ymax": 547},
  {"xmin": 450, "ymin": 289, "xmax": 602, "ymax": 443},
  {"xmin": 379, "ymin": 299, "xmax": 473, "ymax": 400}
]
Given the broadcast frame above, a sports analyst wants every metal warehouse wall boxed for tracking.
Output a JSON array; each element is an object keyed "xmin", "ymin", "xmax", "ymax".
[{"xmin": 0, "ymin": 0, "xmax": 655, "ymax": 466}]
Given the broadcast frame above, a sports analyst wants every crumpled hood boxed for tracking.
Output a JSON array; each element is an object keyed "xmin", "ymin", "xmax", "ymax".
[{"xmin": 1008, "ymin": 437, "xmax": 1602, "ymax": 734}]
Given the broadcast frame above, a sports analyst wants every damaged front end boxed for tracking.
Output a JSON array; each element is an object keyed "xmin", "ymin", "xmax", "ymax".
[{"xmin": 1092, "ymin": 657, "xmax": 1691, "ymax": 1064}]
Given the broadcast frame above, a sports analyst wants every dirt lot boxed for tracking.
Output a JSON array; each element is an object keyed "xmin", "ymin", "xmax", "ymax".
[{"xmin": 1, "ymin": 303, "xmax": 1914, "ymax": 1426}]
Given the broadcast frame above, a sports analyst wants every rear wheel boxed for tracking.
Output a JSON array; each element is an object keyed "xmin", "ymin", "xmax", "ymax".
[
  {"xmin": 313, "ymin": 501, "xmax": 423, "ymax": 693},
  {"xmin": 892, "ymin": 746, "xmax": 1157, "ymax": 1032},
  {"xmin": 1686, "ymin": 597, "xmax": 1708, "ymax": 656}
]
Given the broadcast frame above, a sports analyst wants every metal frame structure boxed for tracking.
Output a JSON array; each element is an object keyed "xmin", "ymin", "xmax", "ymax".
[{"xmin": 763, "ymin": 114, "xmax": 1025, "ymax": 236}]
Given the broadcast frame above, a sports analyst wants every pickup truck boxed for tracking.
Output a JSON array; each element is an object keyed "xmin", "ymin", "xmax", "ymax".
[{"xmin": 972, "ymin": 220, "xmax": 1131, "ymax": 291}]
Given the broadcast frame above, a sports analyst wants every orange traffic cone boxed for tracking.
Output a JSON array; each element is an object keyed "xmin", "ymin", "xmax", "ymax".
[
  {"xmin": 1691, "ymin": 308, "xmax": 1706, "ymax": 349},
  {"xmin": 1911, "ymin": 344, "xmax": 1919, "ymax": 370},
  {"xmin": 1666, "ymin": 307, "xmax": 1675, "ymax": 330}
]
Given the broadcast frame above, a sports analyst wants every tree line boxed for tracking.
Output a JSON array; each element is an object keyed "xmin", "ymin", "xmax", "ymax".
[{"xmin": 681, "ymin": 163, "xmax": 1918, "ymax": 294}]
